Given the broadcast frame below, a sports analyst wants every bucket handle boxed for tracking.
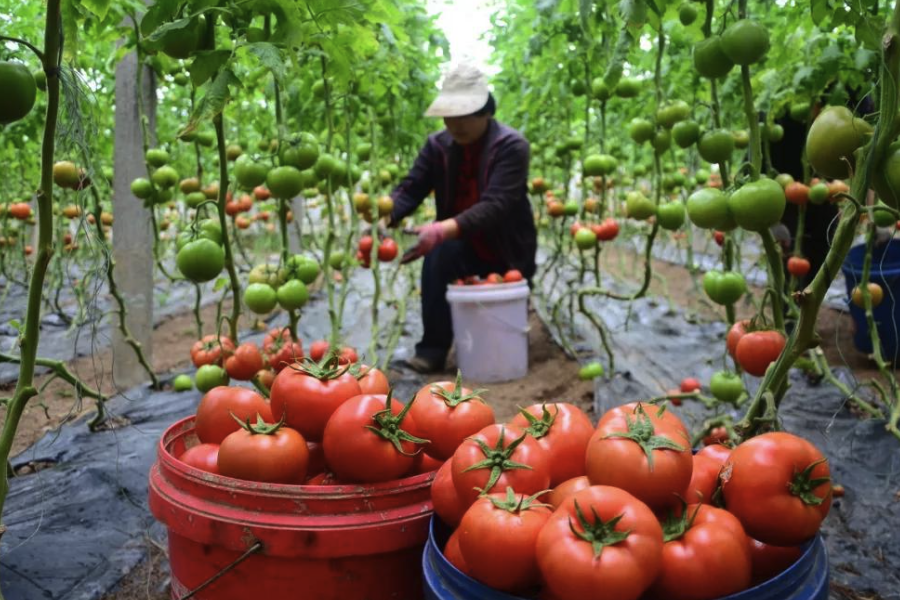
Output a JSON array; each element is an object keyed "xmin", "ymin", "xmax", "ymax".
[
  {"xmin": 176, "ymin": 541, "xmax": 262, "ymax": 599},
  {"xmin": 466, "ymin": 300, "xmax": 531, "ymax": 334}
]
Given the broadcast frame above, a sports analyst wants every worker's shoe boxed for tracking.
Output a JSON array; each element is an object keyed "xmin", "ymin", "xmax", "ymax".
[{"xmin": 405, "ymin": 355, "xmax": 444, "ymax": 374}]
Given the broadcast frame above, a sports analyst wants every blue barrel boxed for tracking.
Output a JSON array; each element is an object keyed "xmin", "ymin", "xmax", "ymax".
[
  {"xmin": 423, "ymin": 517, "xmax": 829, "ymax": 600},
  {"xmin": 841, "ymin": 242, "xmax": 900, "ymax": 360}
]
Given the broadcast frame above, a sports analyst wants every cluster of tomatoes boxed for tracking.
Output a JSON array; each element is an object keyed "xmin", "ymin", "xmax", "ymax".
[
  {"xmin": 356, "ymin": 234, "xmax": 398, "ymax": 268},
  {"xmin": 451, "ymin": 268, "xmax": 524, "ymax": 286},
  {"xmin": 570, "ymin": 218, "xmax": 621, "ymax": 250},
  {"xmin": 437, "ymin": 401, "xmax": 832, "ymax": 600}
]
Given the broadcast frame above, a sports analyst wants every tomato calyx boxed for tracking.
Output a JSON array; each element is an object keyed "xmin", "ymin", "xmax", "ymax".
[
  {"xmin": 660, "ymin": 498, "xmax": 702, "ymax": 542},
  {"xmin": 288, "ymin": 353, "xmax": 351, "ymax": 380},
  {"xmin": 516, "ymin": 403, "xmax": 557, "ymax": 439},
  {"xmin": 568, "ymin": 499, "xmax": 630, "ymax": 558},
  {"xmin": 364, "ymin": 390, "xmax": 430, "ymax": 456},
  {"xmin": 462, "ymin": 428, "xmax": 534, "ymax": 492},
  {"xmin": 486, "ymin": 486, "xmax": 552, "ymax": 513},
  {"xmin": 601, "ymin": 405, "xmax": 685, "ymax": 470},
  {"xmin": 788, "ymin": 458, "xmax": 831, "ymax": 506},
  {"xmin": 431, "ymin": 369, "xmax": 487, "ymax": 408},
  {"xmin": 231, "ymin": 411, "xmax": 285, "ymax": 436}
]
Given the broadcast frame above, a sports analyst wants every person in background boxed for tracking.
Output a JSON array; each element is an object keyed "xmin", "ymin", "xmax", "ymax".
[{"xmin": 387, "ymin": 63, "xmax": 537, "ymax": 374}]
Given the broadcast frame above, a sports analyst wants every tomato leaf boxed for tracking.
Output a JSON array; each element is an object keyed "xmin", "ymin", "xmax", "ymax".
[
  {"xmin": 61, "ymin": 0, "xmax": 81, "ymax": 62},
  {"xmin": 182, "ymin": 67, "xmax": 241, "ymax": 135},
  {"xmin": 189, "ymin": 50, "xmax": 231, "ymax": 88},
  {"xmin": 810, "ymin": 0, "xmax": 830, "ymax": 25},
  {"xmin": 244, "ymin": 42, "xmax": 286, "ymax": 83},
  {"xmin": 213, "ymin": 277, "xmax": 228, "ymax": 292},
  {"xmin": 145, "ymin": 17, "xmax": 194, "ymax": 43},
  {"xmin": 578, "ymin": 0, "xmax": 593, "ymax": 35},
  {"xmin": 79, "ymin": 0, "xmax": 111, "ymax": 20}
]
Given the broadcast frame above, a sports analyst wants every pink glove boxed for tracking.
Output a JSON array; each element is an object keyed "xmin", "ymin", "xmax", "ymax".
[{"xmin": 401, "ymin": 222, "xmax": 446, "ymax": 264}]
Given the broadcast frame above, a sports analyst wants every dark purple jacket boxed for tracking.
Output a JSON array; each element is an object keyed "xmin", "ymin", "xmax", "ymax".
[{"xmin": 389, "ymin": 120, "xmax": 537, "ymax": 278}]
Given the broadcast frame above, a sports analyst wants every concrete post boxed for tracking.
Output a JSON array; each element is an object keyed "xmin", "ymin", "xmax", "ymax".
[
  {"xmin": 112, "ymin": 40, "xmax": 156, "ymax": 388},
  {"xmin": 289, "ymin": 196, "xmax": 303, "ymax": 253}
]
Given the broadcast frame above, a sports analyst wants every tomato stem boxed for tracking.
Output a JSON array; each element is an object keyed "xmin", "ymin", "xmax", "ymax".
[
  {"xmin": 463, "ymin": 429, "xmax": 534, "ymax": 494},
  {"xmin": 601, "ymin": 404, "xmax": 685, "ymax": 470},
  {"xmin": 568, "ymin": 500, "xmax": 630, "ymax": 558}
]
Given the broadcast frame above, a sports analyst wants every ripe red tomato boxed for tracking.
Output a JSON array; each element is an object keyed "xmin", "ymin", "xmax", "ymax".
[
  {"xmin": 595, "ymin": 218, "xmax": 619, "ymax": 241},
  {"xmin": 309, "ymin": 339, "xmax": 330, "ymax": 362},
  {"xmin": 697, "ymin": 443, "xmax": 731, "ymax": 465},
  {"xmin": 536, "ymin": 485, "xmax": 664, "ymax": 600},
  {"xmin": 305, "ymin": 471, "xmax": 341, "ymax": 485},
  {"xmin": 510, "ymin": 403, "xmax": 593, "ymax": 486},
  {"xmin": 483, "ymin": 273, "xmax": 504, "ymax": 284},
  {"xmin": 255, "ymin": 368, "xmax": 275, "ymax": 390},
  {"xmin": 787, "ymin": 256, "xmax": 811, "ymax": 278},
  {"xmin": 647, "ymin": 504, "xmax": 752, "ymax": 600},
  {"xmin": 224, "ymin": 342, "xmax": 264, "ymax": 381},
  {"xmin": 747, "ymin": 538, "xmax": 803, "ymax": 584},
  {"xmin": 547, "ymin": 475, "xmax": 591, "ymax": 509},
  {"xmin": 179, "ymin": 443, "xmax": 220, "ymax": 474},
  {"xmin": 703, "ymin": 425, "xmax": 730, "ymax": 446},
  {"xmin": 784, "ymin": 182, "xmax": 810, "ymax": 205},
  {"xmin": 269, "ymin": 363, "xmax": 362, "ymax": 442},
  {"xmin": 457, "ymin": 489, "xmax": 553, "ymax": 593},
  {"xmin": 217, "ymin": 419, "xmax": 309, "ymax": 484},
  {"xmin": 322, "ymin": 393, "xmax": 426, "ymax": 482},
  {"xmin": 409, "ymin": 375, "xmax": 496, "ymax": 460},
  {"xmin": 586, "ymin": 403, "xmax": 692, "ymax": 511},
  {"xmin": 443, "ymin": 529, "xmax": 469, "ymax": 574},
  {"xmin": 595, "ymin": 401, "xmax": 689, "ymax": 438},
  {"xmin": 195, "ymin": 386, "xmax": 272, "ymax": 444},
  {"xmin": 684, "ymin": 453, "xmax": 723, "ymax": 504},
  {"xmin": 356, "ymin": 364, "xmax": 390, "ymax": 394},
  {"xmin": 432, "ymin": 459, "xmax": 467, "ymax": 527},
  {"xmin": 262, "ymin": 328, "xmax": 303, "ymax": 372},
  {"xmin": 714, "ymin": 231, "xmax": 725, "ymax": 246},
  {"xmin": 411, "ymin": 451, "xmax": 443, "ymax": 474},
  {"xmin": 339, "ymin": 346, "xmax": 358, "ymax": 364},
  {"xmin": 722, "ymin": 432, "xmax": 832, "ymax": 546},
  {"xmin": 451, "ymin": 424, "xmax": 550, "ymax": 507},
  {"xmin": 377, "ymin": 238, "xmax": 398, "ymax": 261},
  {"xmin": 358, "ymin": 235, "xmax": 374, "ymax": 255},
  {"xmin": 503, "ymin": 269, "xmax": 524, "ymax": 283},
  {"xmin": 253, "ymin": 186, "xmax": 271, "ymax": 200},
  {"xmin": 680, "ymin": 377, "xmax": 701, "ymax": 393},
  {"xmin": 305, "ymin": 440, "xmax": 326, "ymax": 479},
  {"xmin": 735, "ymin": 330, "xmax": 786, "ymax": 377},
  {"xmin": 726, "ymin": 319, "xmax": 750, "ymax": 358},
  {"xmin": 190, "ymin": 334, "xmax": 235, "ymax": 368}
]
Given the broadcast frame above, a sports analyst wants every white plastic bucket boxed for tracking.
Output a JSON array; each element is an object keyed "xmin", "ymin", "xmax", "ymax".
[{"xmin": 446, "ymin": 281, "xmax": 530, "ymax": 382}]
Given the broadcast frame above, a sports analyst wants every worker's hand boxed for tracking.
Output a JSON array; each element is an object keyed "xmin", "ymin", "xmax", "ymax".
[{"xmin": 400, "ymin": 222, "xmax": 446, "ymax": 264}]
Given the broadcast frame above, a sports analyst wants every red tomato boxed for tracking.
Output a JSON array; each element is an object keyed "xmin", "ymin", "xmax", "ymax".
[
  {"xmin": 217, "ymin": 420, "xmax": 309, "ymax": 484},
  {"xmin": 510, "ymin": 403, "xmax": 594, "ymax": 486},
  {"xmin": 714, "ymin": 231, "xmax": 725, "ymax": 246},
  {"xmin": 747, "ymin": 538, "xmax": 803, "ymax": 584},
  {"xmin": 703, "ymin": 426, "xmax": 730, "ymax": 446},
  {"xmin": 377, "ymin": 238, "xmax": 398, "ymax": 261},
  {"xmin": 191, "ymin": 334, "xmax": 235, "ymax": 368},
  {"xmin": 356, "ymin": 364, "xmax": 390, "ymax": 394},
  {"xmin": 536, "ymin": 486, "xmax": 664, "ymax": 600},
  {"xmin": 726, "ymin": 320, "xmax": 750, "ymax": 358},
  {"xmin": 787, "ymin": 256, "xmax": 811, "ymax": 278},
  {"xmin": 322, "ymin": 394, "xmax": 426, "ymax": 483},
  {"xmin": 648, "ymin": 504, "xmax": 752, "ymax": 600},
  {"xmin": 409, "ymin": 375, "xmax": 495, "ymax": 460},
  {"xmin": 339, "ymin": 346, "xmax": 358, "ymax": 364},
  {"xmin": 503, "ymin": 269, "xmax": 524, "ymax": 283},
  {"xmin": 595, "ymin": 218, "xmax": 619, "ymax": 241},
  {"xmin": 358, "ymin": 235, "xmax": 374, "ymax": 255},
  {"xmin": 735, "ymin": 330, "xmax": 786, "ymax": 377},
  {"xmin": 305, "ymin": 471, "xmax": 341, "ymax": 485},
  {"xmin": 667, "ymin": 388, "xmax": 683, "ymax": 406},
  {"xmin": 309, "ymin": 339, "xmax": 330, "ymax": 362},
  {"xmin": 464, "ymin": 275, "xmax": 480, "ymax": 285},
  {"xmin": 484, "ymin": 273, "xmax": 504, "ymax": 284},
  {"xmin": 785, "ymin": 182, "xmax": 810, "ymax": 206},
  {"xmin": 179, "ymin": 443, "xmax": 220, "ymax": 474},
  {"xmin": 697, "ymin": 443, "xmax": 731, "ymax": 465},
  {"xmin": 269, "ymin": 363, "xmax": 362, "ymax": 442},
  {"xmin": 195, "ymin": 386, "xmax": 273, "ymax": 444},
  {"xmin": 306, "ymin": 441, "xmax": 326, "ymax": 479},
  {"xmin": 458, "ymin": 489, "xmax": 553, "ymax": 593},
  {"xmin": 255, "ymin": 368, "xmax": 276, "ymax": 390},
  {"xmin": 722, "ymin": 432, "xmax": 832, "ymax": 546},
  {"xmin": 432, "ymin": 459, "xmax": 467, "ymax": 527},
  {"xmin": 595, "ymin": 402, "xmax": 689, "ymax": 438},
  {"xmin": 443, "ymin": 529, "xmax": 469, "ymax": 574},
  {"xmin": 586, "ymin": 403, "xmax": 692, "ymax": 511},
  {"xmin": 253, "ymin": 185, "xmax": 270, "ymax": 200},
  {"xmin": 684, "ymin": 453, "xmax": 722, "ymax": 505},
  {"xmin": 262, "ymin": 328, "xmax": 303, "ymax": 372},
  {"xmin": 451, "ymin": 424, "xmax": 550, "ymax": 507},
  {"xmin": 547, "ymin": 476, "xmax": 591, "ymax": 509},
  {"xmin": 680, "ymin": 378, "xmax": 701, "ymax": 393},
  {"xmin": 224, "ymin": 342, "xmax": 265, "ymax": 381},
  {"xmin": 411, "ymin": 451, "xmax": 444, "ymax": 474}
]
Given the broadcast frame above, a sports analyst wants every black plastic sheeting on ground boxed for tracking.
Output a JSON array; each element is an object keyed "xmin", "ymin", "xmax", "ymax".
[
  {"xmin": 535, "ymin": 255, "xmax": 900, "ymax": 600},
  {"xmin": 0, "ymin": 266, "xmax": 428, "ymax": 600}
]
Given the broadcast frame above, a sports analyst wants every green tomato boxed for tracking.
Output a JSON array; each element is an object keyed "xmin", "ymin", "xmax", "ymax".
[
  {"xmin": 808, "ymin": 182, "xmax": 830, "ymax": 205},
  {"xmin": 197, "ymin": 131, "xmax": 215, "ymax": 147},
  {"xmin": 874, "ymin": 143, "xmax": 900, "ymax": 208},
  {"xmin": 244, "ymin": 282, "xmax": 278, "ymax": 314},
  {"xmin": 728, "ymin": 178, "xmax": 786, "ymax": 232},
  {"xmin": 679, "ymin": 3, "xmax": 699, "ymax": 25},
  {"xmin": 574, "ymin": 227, "xmax": 598, "ymax": 250},
  {"xmin": 578, "ymin": 362, "xmax": 605, "ymax": 380},
  {"xmin": 698, "ymin": 129, "xmax": 735, "ymax": 164},
  {"xmin": 563, "ymin": 201, "xmax": 579, "ymax": 217},
  {"xmin": 626, "ymin": 191, "xmax": 657, "ymax": 220},
  {"xmin": 584, "ymin": 154, "xmax": 617, "ymax": 177},
  {"xmin": 291, "ymin": 256, "xmax": 321, "ymax": 284},
  {"xmin": 195, "ymin": 364, "xmax": 229, "ymax": 393},
  {"xmin": 176, "ymin": 239, "xmax": 225, "ymax": 283},
  {"xmin": 591, "ymin": 77, "xmax": 611, "ymax": 101},
  {"xmin": 199, "ymin": 218, "xmax": 222, "ymax": 245},
  {"xmin": 657, "ymin": 201, "xmax": 686, "ymax": 231},
  {"xmin": 266, "ymin": 166, "xmax": 304, "ymax": 199},
  {"xmin": 806, "ymin": 106, "xmax": 873, "ymax": 180},
  {"xmin": 146, "ymin": 148, "xmax": 170, "ymax": 167},
  {"xmin": 249, "ymin": 264, "xmax": 282, "ymax": 287},
  {"xmin": 720, "ymin": 19, "xmax": 770, "ymax": 66},
  {"xmin": 131, "ymin": 177, "xmax": 153, "ymax": 200},
  {"xmin": 693, "ymin": 36, "xmax": 734, "ymax": 79},
  {"xmin": 356, "ymin": 142, "xmax": 372, "ymax": 161},
  {"xmin": 277, "ymin": 279, "xmax": 309, "ymax": 310},
  {"xmin": 873, "ymin": 201, "xmax": 896, "ymax": 228},
  {"xmin": 703, "ymin": 270, "xmax": 746, "ymax": 305},
  {"xmin": 733, "ymin": 130, "xmax": 750, "ymax": 150},
  {"xmin": 687, "ymin": 188, "xmax": 730, "ymax": 229},
  {"xmin": 172, "ymin": 374, "xmax": 194, "ymax": 392},
  {"xmin": 615, "ymin": 78, "xmax": 641, "ymax": 98},
  {"xmin": 234, "ymin": 155, "xmax": 268, "ymax": 190},
  {"xmin": 775, "ymin": 173, "xmax": 794, "ymax": 188},
  {"xmin": 629, "ymin": 118, "xmax": 655, "ymax": 144},
  {"xmin": 151, "ymin": 165, "xmax": 179, "ymax": 189},
  {"xmin": 314, "ymin": 153, "xmax": 339, "ymax": 180},
  {"xmin": 652, "ymin": 129, "xmax": 672, "ymax": 154},
  {"xmin": 185, "ymin": 191, "xmax": 207, "ymax": 208},
  {"xmin": 710, "ymin": 371, "xmax": 744, "ymax": 404},
  {"xmin": 672, "ymin": 120, "xmax": 701, "ymax": 148},
  {"xmin": 329, "ymin": 250, "xmax": 346, "ymax": 270},
  {"xmin": 571, "ymin": 79, "xmax": 587, "ymax": 96},
  {"xmin": 656, "ymin": 100, "xmax": 691, "ymax": 129},
  {"xmin": 789, "ymin": 102, "xmax": 810, "ymax": 123},
  {"xmin": 766, "ymin": 123, "xmax": 785, "ymax": 143}
]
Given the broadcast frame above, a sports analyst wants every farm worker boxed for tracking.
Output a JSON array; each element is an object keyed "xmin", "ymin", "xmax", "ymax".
[{"xmin": 386, "ymin": 62, "xmax": 537, "ymax": 374}]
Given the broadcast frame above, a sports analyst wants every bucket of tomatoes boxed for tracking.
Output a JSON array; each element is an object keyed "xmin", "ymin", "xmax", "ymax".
[{"xmin": 422, "ymin": 401, "xmax": 831, "ymax": 600}]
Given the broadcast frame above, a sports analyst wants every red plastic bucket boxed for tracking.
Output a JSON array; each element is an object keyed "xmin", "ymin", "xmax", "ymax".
[{"xmin": 149, "ymin": 416, "xmax": 435, "ymax": 600}]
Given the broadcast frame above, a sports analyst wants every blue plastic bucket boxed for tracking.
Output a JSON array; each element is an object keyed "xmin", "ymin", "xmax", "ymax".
[
  {"xmin": 423, "ymin": 517, "xmax": 829, "ymax": 600},
  {"xmin": 841, "ymin": 242, "xmax": 900, "ymax": 360}
]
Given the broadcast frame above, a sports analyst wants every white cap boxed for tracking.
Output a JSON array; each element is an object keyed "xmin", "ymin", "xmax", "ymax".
[{"xmin": 424, "ymin": 63, "xmax": 490, "ymax": 118}]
